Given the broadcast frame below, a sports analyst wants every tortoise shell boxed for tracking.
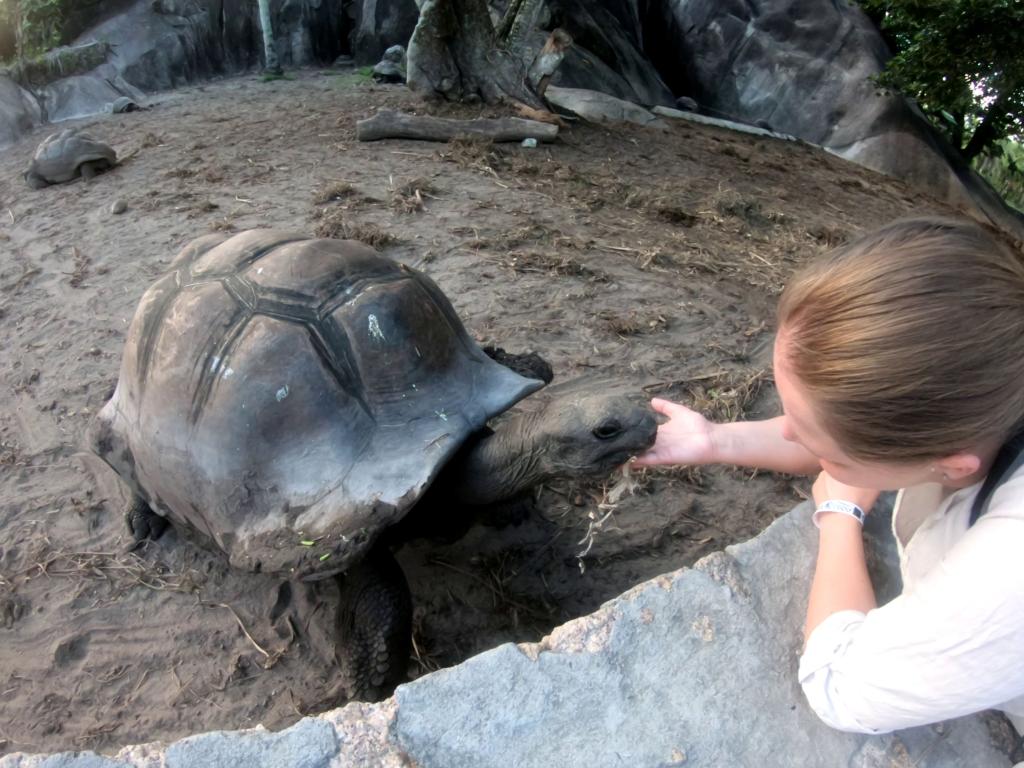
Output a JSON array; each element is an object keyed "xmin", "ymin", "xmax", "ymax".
[
  {"xmin": 90, "ymin": 230, "xmax": 542, "ymax": 578},
  {"xmin": 28, "ymin": 129, "xmax": 116, "ymax": 184}
]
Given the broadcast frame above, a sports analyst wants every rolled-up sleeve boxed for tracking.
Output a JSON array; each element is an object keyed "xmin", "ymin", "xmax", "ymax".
[
  {"xmin": 797, "ymin": 512, "xmax": 1024, "ymax": 734},
  {"xmin": 798, "ymin": 610, "xmax": 876, "ymax": 732}
]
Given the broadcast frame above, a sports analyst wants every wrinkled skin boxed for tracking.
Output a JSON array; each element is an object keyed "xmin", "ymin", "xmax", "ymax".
[{"xmin": 453, "ymin": 392, "xmax": 658, "ymax": 505}]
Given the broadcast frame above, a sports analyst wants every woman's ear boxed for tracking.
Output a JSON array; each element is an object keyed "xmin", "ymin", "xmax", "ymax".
[{"xmin": 934, "ymin": 452, "xmax": 982, "ymax": 481}]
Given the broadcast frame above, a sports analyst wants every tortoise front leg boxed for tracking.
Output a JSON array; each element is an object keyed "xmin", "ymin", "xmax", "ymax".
[
  {"xmin": 79, "ymin": 159, "xmax": 112, "ymax": 181},
  {"xmin": 125, "ymin": 493, "xmax": 169, "ymax": 547},
  {"xmin": 335, "ymin": 543, "xmax": 412, "ymax": 702}
]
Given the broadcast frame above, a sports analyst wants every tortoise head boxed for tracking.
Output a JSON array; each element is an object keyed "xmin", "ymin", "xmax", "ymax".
[
  {"xmin": 528, "ymin": 393, "xmax": 657, "ymax": 478},
  {"xmin": 23, "ymin": 169, "xmax": 47, "ymax": 189}
]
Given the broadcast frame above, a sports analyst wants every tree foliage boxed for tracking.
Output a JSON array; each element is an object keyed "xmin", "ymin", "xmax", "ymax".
[
  {"xmin": 975, "ymin": 139, "xmax": 1024, "ymax": 211},
  {"xmin": 860, "ymin": 0, "xmax": 1024, "ymax": 161},
  {"xmin": 0, "ymin": 0, "xmax": 68, "ymax": 59}
]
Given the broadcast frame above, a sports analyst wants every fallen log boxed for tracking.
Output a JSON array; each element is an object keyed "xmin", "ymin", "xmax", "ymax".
[{"xmin": 356, "ymin": 110, "xmax": 559, "ymax": 143}]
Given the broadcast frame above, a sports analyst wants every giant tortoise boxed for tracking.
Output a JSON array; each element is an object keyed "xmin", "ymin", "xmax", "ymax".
[
  {"xmin": 89, "ymin": 229, "xmax": 656, "ymax": 698},
  {"xmin": 25, "ymin": 129, "xmax": 117, "ymax": 189}
]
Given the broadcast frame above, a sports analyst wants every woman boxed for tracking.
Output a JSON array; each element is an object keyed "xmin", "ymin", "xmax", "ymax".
[{"xmin": 634, "ymin": 217, "xmax": 1024, "ymax": 734}]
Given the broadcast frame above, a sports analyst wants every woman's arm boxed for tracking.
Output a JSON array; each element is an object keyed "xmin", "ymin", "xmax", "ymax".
[
  {"xmin": 804, "ymin": 471, "xmax": 879, "ymax": 643},
  {"xmin": 633, "ymin": 398, "xmax": 822, "ymax": 475},
  {"xmin": 799, "ymin": 505, "xmax": 1024, "ymax": 733}
]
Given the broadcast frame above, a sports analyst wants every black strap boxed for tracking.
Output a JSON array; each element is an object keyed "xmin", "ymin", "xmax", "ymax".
[{"xmin": 968, "ymin": 430, "xmax": 1024, "ymax": 527}]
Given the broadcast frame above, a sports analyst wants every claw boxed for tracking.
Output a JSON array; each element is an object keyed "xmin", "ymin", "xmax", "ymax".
[{"xmin": 125, "ymin": 496, "xmax": 169, "ymax": 548}]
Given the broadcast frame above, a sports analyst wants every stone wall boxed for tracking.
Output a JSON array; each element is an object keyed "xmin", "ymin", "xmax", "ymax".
[{"xmin": 644, "ymin": 0, "xmax": 1024, "ymax": 239}]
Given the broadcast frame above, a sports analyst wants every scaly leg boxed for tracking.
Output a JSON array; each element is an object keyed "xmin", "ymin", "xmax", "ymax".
[
  {"xmin": 125, "ymin": 494, "xmax": 169, "ymax": 547},
  {"xmin": 335, "ymin": 543, "xmax": 412, "ymax": 702}
]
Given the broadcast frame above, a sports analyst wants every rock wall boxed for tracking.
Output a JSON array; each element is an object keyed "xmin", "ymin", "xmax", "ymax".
[
  {"xmin": 82, "ymin": 0, "xmax": 347, "ymax": 93},
  {"xmin": 547, "ymin": 0, "xmax": 674, "ymax": 107},
  {"xmin": 0, "ymin": 76, "xmax": 42, "ymax": 148},
  {"xmin": 60, "ymin": 0, "xmax": 138, "ymax": 45},
  {"xmin": 1, "ymin": 501, "xmax": 1015, "ymax": 767},
  {"xmin": 351, "ymin": 0, "xmax": 419, "ymax": 65},
  {"xmin": 645, "ymin": 0, "xmax": 1024, "ymax": 239},
  {"xmin": 0, "ymin": 0, "xmax": 350, "ymax": 147}
]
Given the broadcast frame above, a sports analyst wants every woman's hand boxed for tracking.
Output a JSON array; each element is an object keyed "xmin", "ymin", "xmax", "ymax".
[
  {"xmin": 812, "ymin": 470, "xmax": 880, "ymax": 514},
  {"xmin": 631, "ymin": 398, "xmax": 717, "ymax": 467}
]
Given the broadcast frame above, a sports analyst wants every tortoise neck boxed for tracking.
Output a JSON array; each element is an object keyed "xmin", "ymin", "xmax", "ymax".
[{"xmin": 454, "ymin": 411, "xmax": 547, "ymax": 505}]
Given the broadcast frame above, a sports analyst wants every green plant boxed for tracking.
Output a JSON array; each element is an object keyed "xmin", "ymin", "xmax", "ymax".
[
  {"xmin": 0, "ymin": 0, "xmax": 71, "ymax": 59},
  {"xmin": 974, "ymin": 139, "xmax": 1024, "ymax": 213},
  {"xmin": 859, "ymin": 0, "xmax": 1024, "ymax": 162},
  {"xmin": 259, "ymin": 71, "xmax": 294, "ymax": 82},
  {"xmin": 328, "ymin": 67, "xmax": 374, "ymax": 88}
]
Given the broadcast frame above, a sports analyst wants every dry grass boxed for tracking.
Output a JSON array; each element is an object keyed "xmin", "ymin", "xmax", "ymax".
[
  {"xmin": 462, "ymin": 223, "xmax": 586, "ymax": 254},
  {"xmin": 164, "ymin": 167, "xmax": 197, "ymax": 180},
  {"xmin": 312, "ymin": 181, "xmax": 358, "ymax": 205},
  {"xmin": 389, "ymin": 176, "xmax": 440, "ymax": 213},
  {"xmin": 598, "ymin": 309, "xmax": 670, "ymax": 337},
  {"xmin": 428, "ymin": 553, "xmax": 557, "ymax": 626},
  {"xmin": 435, "ymin": 137, "xmax": 531, "ymax": 189},
  {"xmin": 208, "ymin": 217, "xmax": 237, "ymax": 232},
  {"xmin": 642, "ymin": 367, "xmax": 770, "ymax": 424},
  {"xmin": 67, "ymin": 247, "xmax": 90, "ymax": 288},
  {"xmin": 409, "ymin": 617, "xmax": 443, "ymax": 679},
  {"xmin": 806, "ymin": 222, "xmax": 850, "ymax": 248},
  {"xmin": 712, "ymin": 189, "xmax": 787, "ymax": 228},
  {"xmin": 492, "ymin": 250, "xmax": 606, "ymax": 281},
  {"xmin": 437, "ymin": 135, "xmax": 498, "ymax": 169},
  {"xmin": 653, "ymin": 229, "xmax": 803, "ymax": 294},
  {"xmin": 313, "ymin": 209, "xmax": 397, "ymax": 248},
  {"xmin": 622, "ymin": 189, "xmax": 702, "ymax": 227},
  {"xmin": 685, "ymin": 368, "xmax": 770, "ymax": 423},
  {"xmin": 6, "ymin": 547, "xmax": 204, "ymax": 596},
  {"xmin": 650, "ymin": 203, "xmax": 700, "ymax": 227}
]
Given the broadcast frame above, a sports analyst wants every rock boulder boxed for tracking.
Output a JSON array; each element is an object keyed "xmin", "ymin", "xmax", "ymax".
[
  {"xmin": 546, "ymin": 0, "xmax": 674, "ymax": 108},
  {"xmin": 0, "ymin": 77, "xmax": 42, "ymax": 147},
  {"xmin": 351, "ymin": 0, "xmax": 420, "ymax": 67},
  {"xmin": 0, "ymin": 0, "xmax": 350, "ymax": 148},
  {"xmin": 646, "ymin": 0, "xmax": 1024, "ymax": 238}
]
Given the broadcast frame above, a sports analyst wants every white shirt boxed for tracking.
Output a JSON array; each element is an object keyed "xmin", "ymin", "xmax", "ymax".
[{"xmin": 798, "ymin": 464, "xmax": 1024, "ymax": 734}]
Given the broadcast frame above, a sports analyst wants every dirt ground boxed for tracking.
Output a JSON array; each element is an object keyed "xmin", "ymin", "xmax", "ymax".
[{"xmin": 0, "ymin": 69, "xmax": 957, "ymax": 755}]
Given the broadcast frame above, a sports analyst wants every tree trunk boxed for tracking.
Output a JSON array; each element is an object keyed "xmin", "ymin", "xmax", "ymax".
[
  {"xmin": 963, "ymin": 110, "xmax": 1002, "ymax": 162},
  {"xmin": 12, "ymin": 0, "xmax": 23, "ymax": 61},
  {"xmin": 962, "ymin": 84, "xmax": 1017, "ymax": 162},
  {"xmin": 256, "ymin": 0, "xmax": 282, "ymax": 75},
  {"xmin": 356, "ymin": 109, "xmax": 559, "ymax": 142},
  {"xmin": 406, "ymin": 0, "xmax": 567, "ymax": 108}
]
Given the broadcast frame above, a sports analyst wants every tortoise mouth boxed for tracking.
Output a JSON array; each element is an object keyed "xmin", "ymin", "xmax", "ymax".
[{"xmin": 560, "ymin": 409, "xmax": 658, "ymax": 475}]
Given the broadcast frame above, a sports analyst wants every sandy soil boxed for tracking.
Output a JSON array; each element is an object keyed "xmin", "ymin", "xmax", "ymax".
[{"xmin": 0, "ymin": 69, "xmax": 956, "ymax": 755}]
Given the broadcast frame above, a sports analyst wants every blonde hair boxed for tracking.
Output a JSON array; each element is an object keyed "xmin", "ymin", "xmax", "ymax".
[{"xmin": 777, "ymin": 217, "xmax": 1024, "ymax": 463}]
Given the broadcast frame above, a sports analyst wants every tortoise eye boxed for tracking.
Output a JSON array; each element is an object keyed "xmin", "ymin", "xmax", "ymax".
[{"xmin": 593, "ymin": 421, "xmax": 623, "ymax": 440}]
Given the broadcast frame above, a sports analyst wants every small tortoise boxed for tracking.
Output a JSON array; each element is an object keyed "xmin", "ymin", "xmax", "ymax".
[
  {"xmin": 25, "ymin": 129, "xmax": 117, "ymax": 189},
  {"xmin": 88, "ymin": 230, "xmax": 656, "ymax": 699}
]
